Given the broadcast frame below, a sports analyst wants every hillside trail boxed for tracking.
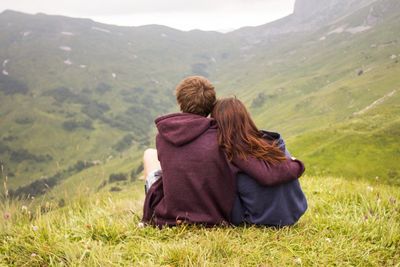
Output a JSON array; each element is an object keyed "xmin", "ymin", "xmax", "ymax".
[{"xmin": 353, "ymin": 89, "xmax": 397, "ymax": 116}]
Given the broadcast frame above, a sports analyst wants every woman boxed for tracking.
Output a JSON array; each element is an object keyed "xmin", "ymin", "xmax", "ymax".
[{"xmin": 211, "ymin": 97, "xmax": 307, "ymax": 227}]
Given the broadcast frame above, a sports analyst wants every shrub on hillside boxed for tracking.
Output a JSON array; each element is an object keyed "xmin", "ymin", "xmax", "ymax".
[
  {"xmin": 62, "ymin": 119, "xmax": 93, "ymax": 131},
  {"xmin": 121, "ymin": 88, "xmax": 150, "ymax": 104},
  {"xmin": 69, "ymin": 160, "xmax": 94, "ymax": 172},
  {"xmin": 0, "ymin": 75, "xmax": 29, "ymax": 95},
  {"xmin": 15, "ymin": 117, "xmax": 34, "ymax": 125},
  {"xmin": 10, "ymin": 173, "xmax": 61, "ymax": 198},
  {"xmin": 2, "ymin": 135, "xmax": 18, "ymax": 142},
  {"xmin": 10, "ymin": 149, "xmax": 52, "ymax": 163},
  {"xmin": 251, "ymin": 92, "xmax": 267, "ymax": 108},
  {"xmin": 122, "ymin": 95, "xmax": 140, "ymax": 104},
  {"xmin": 134, "ymin": 87, "xmax": 145, "ymax": 93},
  {"xmin": 44, "ymin": 87, "xmax": 90, "ymax": 105},
  {"xmin": 106, "ymin": 113, "xmax": 148, "ymax": 134},
  {"xmin": 109, "ymin": 173, "xmax": 127, "ymax": 183},
  {"xmin": 8, "ymin": 159, "xmax": 96, "ymax": 199},
  {"xmin": 112, "ymin": 134, "xmax": 134, "ymax": 152},
  {"xmin": 131, "ymin": 163, "xmax": 144, "ymax": 181},
  {"xmin": 81, "ymin": 101, "xmax": 110, "ymax": 119},
  {"xmin": 141, "ymin": 97, "xmax": 155, "ymax": 107},
  {"xmin": 0, "ymin": 142, "xmax": 10, "ymax": 154},
  {"xmin": 95, "ymin": 82, "xmax": 112, "ymax": 94},
  {"xmin": 43, "ymin": 87, "xmax": 75, "ymax": 102},
  {"xmin": 109, "ymin": 186, "xmax": 122, "ymax": 192},
  {"xmin": 120, "ymin": 89, "xmax": 131, "ymax": 96},
  {"xmin": 62, "ymin": 120, "xmax": 79, "ymax": 132},
  {"xmin": 120, "ymin": 87, "xmax": 145, "ymax": 96}
]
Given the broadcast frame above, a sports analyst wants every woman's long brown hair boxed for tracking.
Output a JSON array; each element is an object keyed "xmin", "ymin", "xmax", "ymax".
[{"xmin": 211, "ymin": 97, "xmax": 286, "ymax": 164}]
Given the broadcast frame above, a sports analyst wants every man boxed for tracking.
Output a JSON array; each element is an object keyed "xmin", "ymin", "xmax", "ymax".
[{"xmin": 142, "ymin": 76, "xmax": 303, "ymax": 227}]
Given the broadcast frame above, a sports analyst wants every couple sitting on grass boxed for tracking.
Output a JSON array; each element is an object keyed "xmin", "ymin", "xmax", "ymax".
[{"xmin": 142, "ymin": 76, "xmax": 307, "ymax": 227}]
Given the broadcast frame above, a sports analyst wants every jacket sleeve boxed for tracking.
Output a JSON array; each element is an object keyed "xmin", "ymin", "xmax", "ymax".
[
  {"xmin": 142, "ymin": 177, "xmax": 164, "ymax": 224},
  {"xmin": 231, "ymin": 156, "xmax": 305, "ymax": 186}
]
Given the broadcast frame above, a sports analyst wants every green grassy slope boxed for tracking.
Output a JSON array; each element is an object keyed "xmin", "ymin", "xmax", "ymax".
[
  {"xmin": 1, "ymin": 175, "xmax": 399, "ymax": 266},
  {"xmin": 288, "ymin": 86, "xmax": 400, "ymax": 184},
  {"xmin": 213, "ymin": 0, "xmax": 400, "ymax": 183},
  {"xmin": 0, "ymin": 10, "xmax": 223, "ymax": 190}
]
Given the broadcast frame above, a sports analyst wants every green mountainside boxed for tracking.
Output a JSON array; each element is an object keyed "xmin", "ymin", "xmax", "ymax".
[
  {"xmin": 216, "ymin": 0, "xmax": 400, "ymax": 183},
  {"xmin": 0, "ymin": 0, "xmax": 399, "ymax": 199},
  {"xmin": 0, "ymin": 10, "xmax": 226, "ymax": 191}
]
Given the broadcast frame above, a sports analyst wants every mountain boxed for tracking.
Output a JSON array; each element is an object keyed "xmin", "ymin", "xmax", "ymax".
[
  {"xmin": 220, "ymin": 0, "xmax": 400, "ymax": 182},
  {"xmin": 0, "ymin": 0, "xmax": 399, "ymax": 199},
  {"xmin": 232, "ymin": 0, "xmax": 378, "ymax": 39},
  {"xmin": 293, "ymin": 0, "xmax": 376, "ymax": 19},
  {"xmin": 0, "ymin": 9, "xmax": 226, "ymax": 191}
]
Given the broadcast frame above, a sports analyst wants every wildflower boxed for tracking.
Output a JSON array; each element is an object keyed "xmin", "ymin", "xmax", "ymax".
[
  {"xmin": 32, "ymin": 225, "xmax": 39, "ymax": 231},
  {"xmin": 294, "ymin": 257, "xmax": 302, "ymax": 265},
  {"xmin": 137, "ymin": 222, "xmax": 145, "ymax": 228},
  {"xmin": 31, "ymin": 253, "xmax": 37, "ymax": 257},
  {"xmin": 325, "ymin": 238, "xmax": 332, "ymax": 243},
  {"xmin": 367, "ymin": 186, "xmax": 373, "ymax": 192},
  {"xmin": 21, "ymin": 205, "xmax": 28, "ymax": 212},
  {"xmin": 3, "ymin": 212, "xmax": 11, "ymax": 220}
]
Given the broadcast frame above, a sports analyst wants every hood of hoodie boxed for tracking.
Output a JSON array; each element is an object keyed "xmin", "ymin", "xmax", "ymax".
[{"xmin": 155, "ymin": 113, "xmax": 216, "ymax": 146}]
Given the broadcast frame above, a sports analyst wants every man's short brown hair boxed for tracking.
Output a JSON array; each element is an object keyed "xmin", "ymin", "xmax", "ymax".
[{"xmin": 175, "ymin": 76, "xmax": 216, "ymax": 117}]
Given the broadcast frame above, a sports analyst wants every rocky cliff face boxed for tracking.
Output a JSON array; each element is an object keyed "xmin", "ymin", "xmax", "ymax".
[
  {"xmin": 233, "ymin": 0, "xmax": 380, "ymax": 39},
  {"xmin": 293, "ymin": 0, "xmax": 378, "ymax": 21}
]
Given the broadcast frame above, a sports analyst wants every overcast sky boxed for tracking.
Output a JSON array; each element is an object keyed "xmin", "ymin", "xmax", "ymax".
[{"xmin": 0, "ymin": 0, "xmax": 295, "ymax": 32}]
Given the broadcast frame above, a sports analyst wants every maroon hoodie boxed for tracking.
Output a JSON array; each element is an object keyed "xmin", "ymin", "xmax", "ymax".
[{"xmin": 142, "ymin": 113, "xmax": 305, "ymax": 227}]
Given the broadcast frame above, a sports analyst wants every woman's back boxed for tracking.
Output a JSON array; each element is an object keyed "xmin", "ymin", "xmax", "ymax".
[
  {"xmin": 231, "ymin": 131, "xmax": 307, "ymax": 226},
  {"xmin": 211, "ymin": 97, "xmax": 308, "ymax": 227}
]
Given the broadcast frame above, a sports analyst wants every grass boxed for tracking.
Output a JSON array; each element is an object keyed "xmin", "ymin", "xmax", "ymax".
[{"xmin": 1, "ymin": 175, "xmax": 399, "ymax": 266}]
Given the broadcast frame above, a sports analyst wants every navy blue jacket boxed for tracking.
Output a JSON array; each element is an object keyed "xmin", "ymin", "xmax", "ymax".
[{"xmin": 231, "ymin": 131, "xmax": 308, "ymax": 227}]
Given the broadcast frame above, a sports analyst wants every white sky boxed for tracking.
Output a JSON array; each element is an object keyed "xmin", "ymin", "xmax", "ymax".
[{"xmin": 0, "ymin": 0, "xmax": 295, "ymax": 32}]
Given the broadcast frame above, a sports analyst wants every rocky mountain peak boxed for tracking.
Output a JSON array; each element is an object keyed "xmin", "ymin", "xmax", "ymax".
[{"xmin": 293, "ymin": 0, "xmax": 378, "ymax": 19}]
